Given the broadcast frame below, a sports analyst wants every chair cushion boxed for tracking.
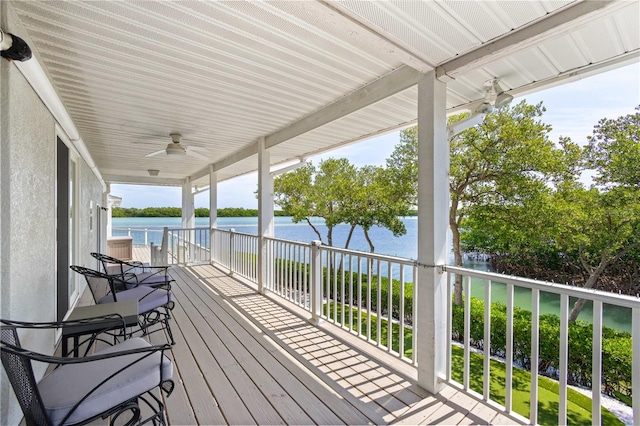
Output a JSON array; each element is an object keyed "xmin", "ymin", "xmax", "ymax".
[
  {"xmin": 123, "ymin": 271, "xmax": 173, "ymax": 288},
  {"xmin": 97, "ymin": 286, "xmax": 172, "ymax": 314},
  {"xmin": 38, "ymin": 337, "xmax": 172, "ymax": 425}
]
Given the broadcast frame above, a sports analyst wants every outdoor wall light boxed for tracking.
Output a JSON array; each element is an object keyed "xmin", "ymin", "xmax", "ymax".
[
  {"xmin": 148, "ymin": 169, "xmax": 160, "ymax": 176},
  {"xmin": 0, "ymin": 29, "xmax": 32, "ymax": 62}
]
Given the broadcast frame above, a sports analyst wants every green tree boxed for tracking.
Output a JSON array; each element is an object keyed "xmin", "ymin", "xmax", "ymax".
[
  {"xmin": 462, "ymin": 107, "xmax": 640, "ymax": 321},
  {"xmin": 273, "ymin": 159, "xmax": 355, "ymax": 246},
  {"xmin": 387, "ymin": 101, "xmax": 571, "ymax": 305},
  {"xmin": 339, "ymin": 166, "xmax": 409, "ymax": 252},
  {"xmin": 274, "ymin": 158, "xmax": 410, "ymax": 251},
  {"xmin": 562, "ymin": 107, "xmax": 640, "ymax": 320}
]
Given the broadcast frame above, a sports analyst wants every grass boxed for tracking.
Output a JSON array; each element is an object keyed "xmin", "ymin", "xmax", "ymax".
[{"xmin": 326, "ymin": 303, "xmax": 624, "ymax": 426}]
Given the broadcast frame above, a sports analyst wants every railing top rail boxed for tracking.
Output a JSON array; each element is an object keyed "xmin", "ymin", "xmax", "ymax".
[
  {"xmin": 320, "ymin": 244, "xmax": 417, "ymax": 266},
  {"xmin": 112, "ymin": 227, "xmax": 164, "ymax": 231},
  {"xmin": 264, "ymin": 236, "xmax": 311, "ymax": 247},
  {"xmin": 211, "ymin": 228, "xmax": 258, "ymax": 238},
  {"xmin": 444, "ymin": 265, "xmax": 640, "ymax": 309},
  {"xmin": 166, "ymin": 227, "xmax": 211, "ymax": 232}
]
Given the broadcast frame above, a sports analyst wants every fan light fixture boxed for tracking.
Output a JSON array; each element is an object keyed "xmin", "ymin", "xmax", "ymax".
[
  {"xmin": 166, "ymin": 133, "xmax": 186, "ymax": 156},
  {"xmin": 448, "ymin": 78, "xmax": 513, "ymax": 140},
  {"xmin": 165, "ymin": 142, "xmax": 186, "ymax": 156}
]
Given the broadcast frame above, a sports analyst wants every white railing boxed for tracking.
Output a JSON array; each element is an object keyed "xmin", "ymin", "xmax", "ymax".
[
  {"xmin": 112, "ymin": 227, "xmax": 164, "ymax": 246},
  {"xmin": 161, "ymin": 227, "xmax": 211, "ymax": 266},
  {"xmin": 316, "ymin": 244, "xmax": 417, "ymax": 364},
  {"xmin": 444, "ymin": 265, "xmax": 640, "ymax": 426},
  {"xmin": 264, "ymin": 237, "xmax": 312, "ymax": 310},
  {"xmin": 204, "ymin": 227, "xmax": 638, "ymax": 424},
  {"xmin": 211, "ymin": 228, "xmax": 258, "ymax": 282}
]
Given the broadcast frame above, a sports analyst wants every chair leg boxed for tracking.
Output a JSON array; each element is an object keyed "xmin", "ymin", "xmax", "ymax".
[{"xmin": 163, "ymin": 306, "xmax": 175, "ymax": 345}]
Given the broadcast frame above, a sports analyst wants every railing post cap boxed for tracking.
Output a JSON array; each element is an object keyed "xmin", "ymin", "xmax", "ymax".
[{"xmin": 311, "ymin": 240, "xmax": 322, "ymax": 247}]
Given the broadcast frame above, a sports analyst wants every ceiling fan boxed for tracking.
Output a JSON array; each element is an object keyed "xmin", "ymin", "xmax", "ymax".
[{"xmin": 144, "ymin": 133, "xmax": 209, "ymax": 160}]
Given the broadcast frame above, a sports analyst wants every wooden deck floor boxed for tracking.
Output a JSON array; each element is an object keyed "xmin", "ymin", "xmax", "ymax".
[{"xmin": 132, "ymin": 247, "xmax": 520, "ymax": 425}]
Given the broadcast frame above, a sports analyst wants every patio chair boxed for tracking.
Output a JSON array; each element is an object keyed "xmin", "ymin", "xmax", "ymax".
[
  {"xmin": 0, "ymin": 318, "xmax": 174, "ymax": 426},
  {"xmin": 70, "ymin": 266, "xmax": 175, "ymax": 345},
  {"xmin": 91, "ymin": 252, "xmax": 174, "ymax": 289}
]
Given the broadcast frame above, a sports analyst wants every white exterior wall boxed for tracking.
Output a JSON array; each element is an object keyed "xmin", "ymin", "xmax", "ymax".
[{"xmin": 0, "ymin": 4, "xmax": 105, "ymax": 424}]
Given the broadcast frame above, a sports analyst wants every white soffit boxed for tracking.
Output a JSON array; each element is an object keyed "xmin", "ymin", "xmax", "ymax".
[{"xmin": 8, "ymin": 0, "xmax": 640, "ymax": 186}]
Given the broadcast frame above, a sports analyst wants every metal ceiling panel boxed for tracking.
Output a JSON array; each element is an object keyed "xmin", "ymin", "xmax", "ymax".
[{"xmin": 7, "ymin": 0, "xmax": 639, "ymax": 188}]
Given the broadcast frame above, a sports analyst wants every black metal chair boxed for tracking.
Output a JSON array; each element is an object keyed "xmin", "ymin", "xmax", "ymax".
[
  {"xmin": 90, "ymin": 252, "xmax": 174, "ymax": 289},
  {"xmin": 70, "ymin": 266, "xmax": 175, "ymax": 345},
  {"xmin": 0, "ymin": 318, "xmax": 174, "ymax": 426}
]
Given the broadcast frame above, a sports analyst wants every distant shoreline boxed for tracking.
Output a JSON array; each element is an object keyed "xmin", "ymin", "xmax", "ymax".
[{"xmin": 112, "ymin": 206, "xmax": 419, "ymax": 218}]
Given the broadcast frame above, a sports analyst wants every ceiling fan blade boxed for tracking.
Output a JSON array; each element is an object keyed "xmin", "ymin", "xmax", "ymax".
[
  {"xmin": 186, "ymin": 149, "xmax": 209, "ymax": 160},
  {"xmin": 145, "ymin": 149, "xmax": 166, "ymax": 157}
]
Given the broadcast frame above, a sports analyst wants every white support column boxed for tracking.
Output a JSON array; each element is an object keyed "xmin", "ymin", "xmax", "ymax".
[
  {"xmin": 257, "ymin": 137, "xmax": 274, "ymax": 294},
  {"xmin": 209, "ymin": 166, "xmax": 218, "ymax": 229},
  {"xmin": 182, "ymin": 179, "xmax": 195, "ymax": 263},
  {"xmin": 416, "ymin": 70, "xmax": 448, "ymax": 394},
  {"xmin": 181, "ymin": 178, "xmax": 195, "ymax": 230},
  {"xmin": 209, "ymin": 167, "xmax": 218, "ymax": 265}
]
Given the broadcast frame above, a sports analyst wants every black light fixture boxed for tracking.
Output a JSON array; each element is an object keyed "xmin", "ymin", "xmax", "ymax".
[{"xmin": 0, "ymin": 30, "xmax": 32, "ymax": 62}]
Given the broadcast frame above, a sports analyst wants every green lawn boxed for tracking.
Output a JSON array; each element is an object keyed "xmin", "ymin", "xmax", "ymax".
[{"xmin": 326, "ymin": 303, "xmax": 623, "ymax": 426}]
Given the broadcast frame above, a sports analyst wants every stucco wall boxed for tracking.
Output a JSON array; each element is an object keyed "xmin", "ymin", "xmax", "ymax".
[
  {"xmin": 78, "ymin": 159, "xmax": 105, "ymax": 271},
  {"xmin": 0, "ymin": 5, "xmax": 106, "ymax": 424},
  {"xmin": 0, "ymin": 55, "xmax": 57, "ymax": 425}
]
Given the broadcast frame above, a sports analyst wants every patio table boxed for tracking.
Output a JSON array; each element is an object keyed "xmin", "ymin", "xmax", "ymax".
[{"xmin": 62, "ymin": 300, "xmax": 138, "ymax": 356}]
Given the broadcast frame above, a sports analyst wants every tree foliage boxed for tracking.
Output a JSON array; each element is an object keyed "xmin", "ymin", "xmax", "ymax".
[
  {"xmin": 388, "ymin": 101, "xmax": 577, "ymax": 304},
  {"xmin": 273, "ymin": 158, "xmax": 410, "ymax": 251},
  {"xmin": 461, "ymin": 106, "xmax": 640, "ymax": 319}
]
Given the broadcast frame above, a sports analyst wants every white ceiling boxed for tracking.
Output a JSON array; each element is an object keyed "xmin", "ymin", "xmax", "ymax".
[{"xmin": 8, "ymin": 0, "xmax": 640, "ymax": 187}]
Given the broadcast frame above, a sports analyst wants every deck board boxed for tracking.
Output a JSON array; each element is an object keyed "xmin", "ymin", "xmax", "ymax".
[{"xmin": 126, "ymin": 247, "xmax": 522, "ymax": 425}]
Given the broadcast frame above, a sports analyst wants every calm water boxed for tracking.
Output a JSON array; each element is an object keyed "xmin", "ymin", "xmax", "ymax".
[{"xmin": 112, "ymin": 216, "xmax": 632, "ymax": 333}]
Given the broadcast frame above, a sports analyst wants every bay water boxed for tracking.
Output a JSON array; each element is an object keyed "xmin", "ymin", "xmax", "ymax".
[{"xmin": 112, "ymin": 216, "xmax": 632, "ymax": 333}]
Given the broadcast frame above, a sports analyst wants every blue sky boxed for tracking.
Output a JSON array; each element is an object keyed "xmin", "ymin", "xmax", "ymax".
[{"xmin": 111, "ymin": 62, "xmax": 640, "ymax": 209}]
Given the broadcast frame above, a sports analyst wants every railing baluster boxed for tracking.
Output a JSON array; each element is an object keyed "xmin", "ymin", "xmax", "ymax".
[
  {"xmin": 505, "ymin": 282, "xmax": 514, "ymax": 413},
  {"xmin": 633, "ymin": 307, "xmax": 640, "ymax": 426},
  {"xmin": 592, "ymin": 300, "xmax": 602, "ymax": 424},
  {"xmin": 559, "ymin": 293, "xmax": 569, "ymax": 424},
  {"xmin": 357, "ymin": 256, "xmax": 362, "ymax": 336},
  {"xmin": 412, "ymin": 264, "xmax": 417, "ymax": 366},
  {"xmin": 531, "ymin": 288, "xmax": 540, "ymax": 425},
  {"xmin": 349, "ymin": 254, "xmax": 354, "ymax": 332},
  {"xmin": 463, "ymin": 275, "xmax": 471, "ymax": 391},
  {"xmin": 341, "ymin": 254, "xmax": 346, "ymax": 327},
  {"xmin": 483, "ymin": 278, "xmax": 491, "ymax": 401},
  {"xmin": 400, "ymin": 266, "xmax": 406, "ymax": 360},
  {"xmin": 377, "ymin": 260, "xmax": 382, "ymax": 346},
  {"xmin": 367, "ymin": 258, "xmax": 372, "ymax": 341},
  {"xmin": 331, "ymin": 252, "xmax": 338, "ymax": 322},
  {"xmin": 387, "ymin": 262, "xmax": 392, "ymax": 353}
]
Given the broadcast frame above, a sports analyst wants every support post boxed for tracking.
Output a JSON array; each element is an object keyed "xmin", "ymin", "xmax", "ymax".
[
  {"xmin": 258, "ymin": 137, "xmax": 274, "ymax": 294},
  {"xmin": 182, "ymin": 178, "xmax": 195, "ymax": 263},
  {"xmin": 309, "ymin": 240, "xmax": 323, "ymax": 325},
  {"xmin": 229, "ymin": 228, "xmax": 235, "ymax": 277},
  {"xmin": 416, "ymin": 70, "xmax": 448, "ymax": 394},
  {"xmin": 209, "ymin": 167, "xmax": 217, "ymax": 264}
]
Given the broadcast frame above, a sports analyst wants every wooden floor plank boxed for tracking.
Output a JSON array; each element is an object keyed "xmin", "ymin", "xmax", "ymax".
[
  {"xmin": 174, "ymin": 266, "xmax": 359, "ymax": 425},
  {"xmin": 118, "ymin": 254, "xmax": 522, "ymax": 426}
]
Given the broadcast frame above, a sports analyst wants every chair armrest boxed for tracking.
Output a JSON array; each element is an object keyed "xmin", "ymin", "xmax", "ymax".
[{"xmin": 2, "ymin": 339, "xmax": 174, "ymax": 426}]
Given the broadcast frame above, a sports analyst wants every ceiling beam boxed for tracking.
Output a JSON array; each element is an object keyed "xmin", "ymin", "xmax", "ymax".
[
  {"xmin": 308, "ymin": 1, "xmax": 435, "ymax": 73},
  {"xmin": 191, "ymin": 143, "xmax": 259, "ymax": 182},
  {"xmin": 265, "ymin": 65, "xmax": 421, "ymax": 149},
  {"xmin": 102, "ymin": 174, "xmax": 184, "ymax": 186},
  {"xmin": 436, "ymin": 0, "xmax": 619, "ymax": 80}
]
